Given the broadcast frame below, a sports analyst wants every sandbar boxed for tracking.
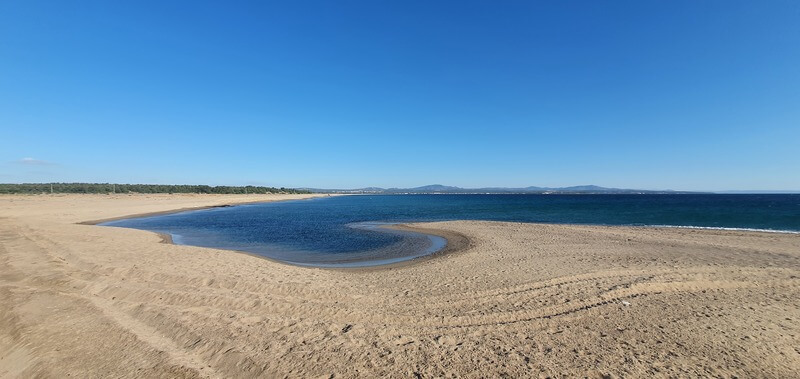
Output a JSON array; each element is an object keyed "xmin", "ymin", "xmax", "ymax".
[{"xmin": 1, "ymin": 194, "xmax": 799, "ymax": 377}]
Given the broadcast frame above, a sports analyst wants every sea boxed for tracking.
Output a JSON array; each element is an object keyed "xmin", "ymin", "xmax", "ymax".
[{"xmin": 102, "ymin": 194, "xmax": 800, "ymax": 267}]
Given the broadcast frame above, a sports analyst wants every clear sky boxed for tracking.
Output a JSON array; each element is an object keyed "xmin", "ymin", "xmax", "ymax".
[{"xmin": 1, "ymin": 1, "xmax": 798, "ymax": 191}]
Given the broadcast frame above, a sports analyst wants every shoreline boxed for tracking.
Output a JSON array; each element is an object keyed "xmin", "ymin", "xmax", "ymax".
[
  {"xmin": 78, "ymin": 195, "xmax": 333, "ymax": 225},
  {"xmin": 3, "ymin": 194, "xmax": 800, "ymax": 377},
  {"xmin": 88, "ymin": 195, "xmax": 471, "ymax": 270},
  {"xmin": 91, "ymin": 196, "xmax": 796, "ymax": 270},
  {"xmin": 114, "ymin": 225, "xmax": 471, "ymax": 272},
  {"xmin": 155, "ymin": 232, "xmax": 174, "ymax": 244},
  {"xmin": 303, "ymin": 224, "xmax": 474, "ymax": 272}
]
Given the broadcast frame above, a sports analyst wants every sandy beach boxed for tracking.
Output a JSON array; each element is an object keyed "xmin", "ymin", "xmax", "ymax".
[{"xmin": 1, "ymin": 194, "xmax": 799, "ymax": 378}]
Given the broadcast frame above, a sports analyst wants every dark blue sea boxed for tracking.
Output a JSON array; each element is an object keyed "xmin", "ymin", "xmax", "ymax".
[{"xmin": 103, "ymin": 194, "xmax": 800, "ymax": 267}]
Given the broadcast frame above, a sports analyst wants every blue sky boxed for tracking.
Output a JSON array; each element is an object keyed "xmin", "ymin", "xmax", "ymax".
[{"xmin": 1, "ymin": 1, "xmax": 798, "ymax": 191}]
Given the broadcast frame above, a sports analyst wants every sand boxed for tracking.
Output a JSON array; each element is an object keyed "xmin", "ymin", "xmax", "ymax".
[{"xmin": 1, "ymin": 194, "xmax": 799, "ymax": 378}]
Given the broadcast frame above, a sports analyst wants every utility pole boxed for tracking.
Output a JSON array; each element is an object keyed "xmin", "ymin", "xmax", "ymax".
[
  {"xmin": 50, "ymin": 183, "xmax": 53, "ymax": 194},
  {"xmin": 113, "ymin": 184, "xmax": 116, "ymax": 194}
]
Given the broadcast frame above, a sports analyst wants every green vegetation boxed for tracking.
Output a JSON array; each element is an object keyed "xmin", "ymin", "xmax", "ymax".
[{"xmin": 0, "ymin": 183, "xmax": 311, "ymax": 195}]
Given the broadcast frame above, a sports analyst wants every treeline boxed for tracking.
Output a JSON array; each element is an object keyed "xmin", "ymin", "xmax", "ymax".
[{"xmin": 0, "ymin": 183, "xmax": 311, "ymax": 195}]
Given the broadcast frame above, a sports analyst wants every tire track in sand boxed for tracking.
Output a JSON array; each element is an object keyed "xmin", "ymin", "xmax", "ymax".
[{"xmin": 3, "ymin": 222, "xmax": 223, "ymax": 378}]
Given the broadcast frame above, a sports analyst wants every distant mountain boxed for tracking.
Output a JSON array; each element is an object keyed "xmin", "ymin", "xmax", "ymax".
[
  {"xmin": 385, "ymin": 184, "xmax": 465, "ymax": 193},
  {"xmin": 716, "ymin": 190, "xmax": 800, "ymax": 194},
  {"xmin": 302, "ymin": 184, "xmax": 694, "ymax": 194}
]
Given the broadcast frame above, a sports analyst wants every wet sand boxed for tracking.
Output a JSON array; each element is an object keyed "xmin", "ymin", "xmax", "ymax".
[{"xmin": 1, "ymin": 194, "xmax": 799, "ymax": 377}]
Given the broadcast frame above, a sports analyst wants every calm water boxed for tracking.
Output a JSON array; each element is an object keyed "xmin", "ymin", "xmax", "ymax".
[{"xmin": 103, "ymin": 194, "xmax": 800, "ymax": 267}]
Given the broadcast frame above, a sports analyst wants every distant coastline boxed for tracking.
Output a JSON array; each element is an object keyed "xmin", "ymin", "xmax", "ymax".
[
  {"xmin": 302, "ymin": 184, "xmax": 704, "ymax": 195},
  {"xmin": 4, "ymin": 182, "xmax": 795, "ymax": 196},
  {"xmin": 0, "ymin": 182, "xmax": 310, "ymax": 195}
]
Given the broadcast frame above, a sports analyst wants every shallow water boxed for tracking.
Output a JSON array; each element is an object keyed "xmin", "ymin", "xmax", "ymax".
[{"xmin": 103, "ymin": 194, "xmax": 800, "ymax": 267}]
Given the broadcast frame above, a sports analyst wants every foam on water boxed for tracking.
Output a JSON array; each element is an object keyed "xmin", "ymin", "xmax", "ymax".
[{"xmin": 647, "ymin": 225, "xmax": 800, "ymax": 234}]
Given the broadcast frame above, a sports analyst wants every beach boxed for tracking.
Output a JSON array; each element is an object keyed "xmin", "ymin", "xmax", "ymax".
[{"xmin": 1, "ymin": 194, "xmax": 799, "ymax": 377}]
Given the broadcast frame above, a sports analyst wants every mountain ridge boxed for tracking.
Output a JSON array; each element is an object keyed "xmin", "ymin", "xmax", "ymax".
[{"xmin": 302, "ymin": 184, "xmax": 697, "ymax": 194}]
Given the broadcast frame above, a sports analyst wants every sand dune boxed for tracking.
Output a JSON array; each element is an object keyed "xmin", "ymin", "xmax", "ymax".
[{"xmin": 1, "ymin": 194, "xmax": 799, "ymax": 377}]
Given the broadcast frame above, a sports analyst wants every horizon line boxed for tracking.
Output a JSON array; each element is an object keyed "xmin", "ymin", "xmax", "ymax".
[{"xmin": 1, "ymin": 182, "xmax": 798, "ymax": 194}]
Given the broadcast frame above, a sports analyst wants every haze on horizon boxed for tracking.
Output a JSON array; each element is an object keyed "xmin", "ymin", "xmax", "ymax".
[{"xmin": 1, "ymin": 1, "xmax": 798, "ymax": 192}]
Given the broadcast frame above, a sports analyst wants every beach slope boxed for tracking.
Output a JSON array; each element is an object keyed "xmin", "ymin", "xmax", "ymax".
[{"xmin": 1, "ymin": 194, "xmax": 799, "ymax": 377}]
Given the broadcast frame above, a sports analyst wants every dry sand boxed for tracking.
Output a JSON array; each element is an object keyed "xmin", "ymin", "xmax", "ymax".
[{"xmin": 1, "ymin": 194, "xmax": 799, "ymax": 378}]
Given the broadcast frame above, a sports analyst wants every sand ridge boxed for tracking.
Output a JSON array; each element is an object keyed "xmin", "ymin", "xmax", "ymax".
[{"xmin": 1, "ymin": 194, "xmax": 799, "ymax": 377}]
